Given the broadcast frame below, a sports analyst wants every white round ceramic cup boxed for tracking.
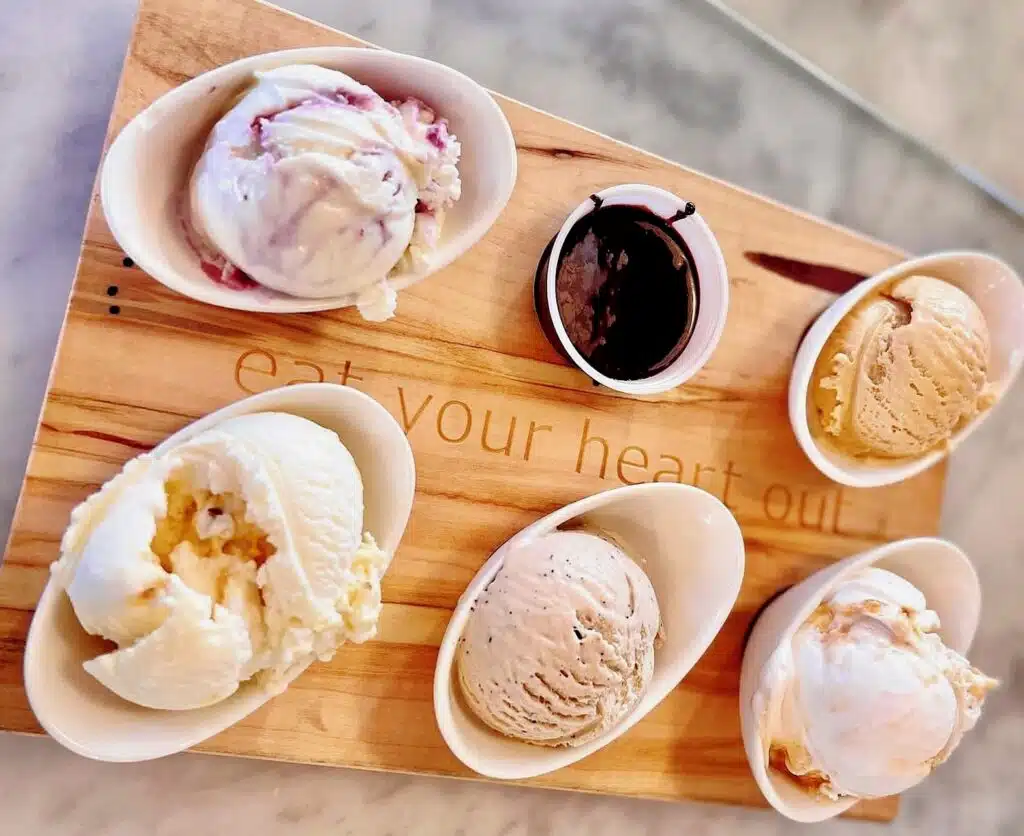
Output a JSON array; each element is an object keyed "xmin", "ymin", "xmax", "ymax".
[
  {"xmin": 433, "ymin": 482, "xmax": 745, "ymax": 779},
  {"xmin": 790, "ymin": 251, "xmax": 1024, "ymax": 488},
  {"xmin": 100, "ymin": 47, "xmax": 518, "ymax": 314},
  {"xmin": 739, "ymin": 537, "xmax": 981, "ymax": 822},
  {"xmin": 536, "ymin": 184, "xmax": 729, "ymax": 395},
  {"xmin": 23, "ymin": 383, "xmax": 416, "ymax": 762}
]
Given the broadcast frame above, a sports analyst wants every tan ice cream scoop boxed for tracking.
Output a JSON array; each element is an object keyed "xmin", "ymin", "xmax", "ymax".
[
  {"xmin": 456, "ymin": 530, "xmax": 660, "ymax": 747},
  {"xmin": 812, "ymin": 275, "xmax": 991, "ymax": 458}
]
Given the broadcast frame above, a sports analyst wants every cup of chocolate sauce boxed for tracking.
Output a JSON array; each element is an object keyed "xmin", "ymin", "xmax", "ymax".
[{"xmin": 535, "ymin": 184, "xmax": 728, "ymax": 395}]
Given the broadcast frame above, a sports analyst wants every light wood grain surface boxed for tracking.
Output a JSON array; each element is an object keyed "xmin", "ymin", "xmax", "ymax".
[{"xmin": 0, "ymin": 0, "xmax": 948, "ymax": 821}]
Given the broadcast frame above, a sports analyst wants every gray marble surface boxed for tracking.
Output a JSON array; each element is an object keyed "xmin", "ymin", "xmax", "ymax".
[
  {"xmin": 1, "ymin": 0, "xmax": 1022, "ymax": 832},
  {"xmin": 725, "ymin": 0, "xmax": 1024, "ymax": 205}
]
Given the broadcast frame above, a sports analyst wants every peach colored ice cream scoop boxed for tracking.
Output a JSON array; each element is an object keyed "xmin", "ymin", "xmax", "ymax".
[
  {"xmin": 456, "ymin": 530, "xmax": 660, "ymax": 747},
  {"xmin": 812, "ymin": 275, "xmax": 991, "ymax": 458}
]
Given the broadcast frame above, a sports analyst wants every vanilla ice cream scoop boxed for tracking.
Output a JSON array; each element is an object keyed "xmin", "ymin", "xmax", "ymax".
[
  {"xmin": 457, "ymin": 530, "xmax": 661, "ymax": 747},
  {"xmin": 52, "ymin": 412, "xmax": 390, "ymax": 710},
  {"xmin": 757, "ymin": 567, "xmax": 997, "ymax": 800},
  {"xmin": 813, "ymin": 275, "xmax": 991, "ymax": 458},
  {"xmin": 189, "ymin": 64, "xmax": 462, "ymax": 319}
]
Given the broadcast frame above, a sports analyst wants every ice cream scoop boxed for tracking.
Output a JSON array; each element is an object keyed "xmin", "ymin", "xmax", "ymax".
[
  {"xmin": 456, "ymin": 530, "xmax": 661, "ymax": 747},
  {"xmin": 51, "ymin": 411, "xmax": 389, "ymax": 710},
  {"xmin": 756, "ymin": 567, "xmax": 997, "ymax": 801},
  {"xmin": 188, "ymin": 64, "xmax": 461, "ymax": 319},
  {"xmin": 812, "ymin": 274, "xmax": 991, "ymax": 458}
]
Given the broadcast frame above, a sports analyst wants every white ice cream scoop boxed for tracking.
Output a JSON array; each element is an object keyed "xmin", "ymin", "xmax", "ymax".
[
  {"xmin": 740, "ymin": 538, "xmax": 992, "ymax": 822},
  {"xmin": 24, "ymin": 383, "xmax": 415, "ymax": 761},
  {"xmin": 760, "ymin": 567, "xmax": 996, "ymax": 801},
  {"xmin": 50, "ymin": 410, "xmax": 377, "ymax": 710}
]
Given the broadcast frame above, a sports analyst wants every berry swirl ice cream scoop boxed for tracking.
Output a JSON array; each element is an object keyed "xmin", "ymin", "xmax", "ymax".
[{"xmin": 188, "ymin": 64, "xmax": 462, "ymax": 320}]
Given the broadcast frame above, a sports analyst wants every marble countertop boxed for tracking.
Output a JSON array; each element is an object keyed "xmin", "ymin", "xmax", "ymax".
[{"xmin": 2, "ymin": 0, "xmax": 1021, "ymax": 833}]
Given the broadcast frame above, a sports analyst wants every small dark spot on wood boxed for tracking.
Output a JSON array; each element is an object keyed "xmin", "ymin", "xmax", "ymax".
[
  {"xmin": 122, "ymin": 256, "xmax": 134, "ymax": 268},
  {"xmin": 109, "ymin": 305, "xmax": 121, "ymax": 315},
  {"xmin": 106, "ymin": 285, "xmax": 119, "ymax": 297}
]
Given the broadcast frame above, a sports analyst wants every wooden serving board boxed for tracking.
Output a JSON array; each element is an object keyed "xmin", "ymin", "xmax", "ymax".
[{"xmin": 0, "ymin": 0, "xmax": 947, "ymax": 821}]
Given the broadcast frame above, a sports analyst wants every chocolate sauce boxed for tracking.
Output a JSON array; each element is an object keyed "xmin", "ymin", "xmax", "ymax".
[{"xmin": 551, "ymin": 202, "xmax": 699, "ymax": 381}]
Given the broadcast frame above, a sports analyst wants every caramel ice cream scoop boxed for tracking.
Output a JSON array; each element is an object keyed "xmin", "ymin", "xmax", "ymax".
[{"xmin": 813, "ymin": 275, "xmax": 991, "ymax": 458}]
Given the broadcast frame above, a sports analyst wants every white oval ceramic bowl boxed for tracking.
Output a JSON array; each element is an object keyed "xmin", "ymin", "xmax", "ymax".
[
  {"xmin": 24, "ymin": 383, "xmax": 416, "ymax": 762},
  {"xmin": 790, "ymin": 251, "xmax": 1024, "ymax": 487},
  {"xmin": 434, "ymin": 482, "xmax": 745, "ymax": 779},
  {"xmin": 539, "ymin": 184, "xmax": 729, "ymax": 395},
  {"xmin": 739, "ymin": 537, "xmax": 981, "ymax": 822},
  {"xmin": 100, "ymin": 47, "xmax": 517, "ymax": 313}
]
